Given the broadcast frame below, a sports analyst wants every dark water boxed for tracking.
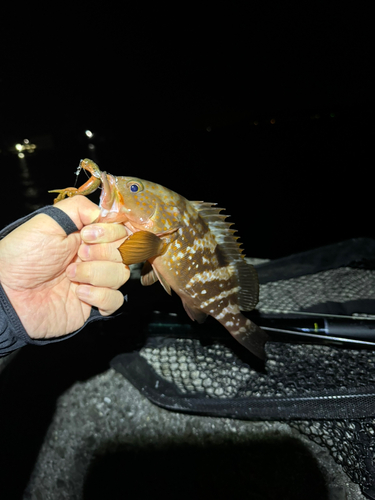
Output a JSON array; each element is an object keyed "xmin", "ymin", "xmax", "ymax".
[{"xmin": 2, "ymin": 109, "xmax": 374, "ymax": 259}]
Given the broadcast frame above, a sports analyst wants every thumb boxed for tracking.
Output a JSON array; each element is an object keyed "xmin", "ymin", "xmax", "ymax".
[{"xmin": 53, "ymin": 196, "xmax": 101, "ymax": 230}]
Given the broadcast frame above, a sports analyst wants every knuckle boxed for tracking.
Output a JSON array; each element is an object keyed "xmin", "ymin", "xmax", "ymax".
[
  {"xmin": 81, "ymin": 262, "xmax": 98, "ymax": 284},
  {"xmin": 99, "ymin": 289, "xmax": 124, "ymax": 315}
]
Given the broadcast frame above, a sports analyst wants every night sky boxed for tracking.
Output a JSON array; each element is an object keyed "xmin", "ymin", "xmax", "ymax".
[{"xmin": 1, "ymin": 5, "xmax": 374, "ymax": 258}]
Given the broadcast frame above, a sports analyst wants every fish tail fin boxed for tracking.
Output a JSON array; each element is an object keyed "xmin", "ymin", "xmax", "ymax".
[{"xmin": 223, "ymin": 314, "xmax": 269, "ymax": 360}]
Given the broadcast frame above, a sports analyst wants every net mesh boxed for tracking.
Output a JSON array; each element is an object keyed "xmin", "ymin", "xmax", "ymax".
[{"xmin": 112, "ymin": 239, "xmax": 375, "ymax": 498}]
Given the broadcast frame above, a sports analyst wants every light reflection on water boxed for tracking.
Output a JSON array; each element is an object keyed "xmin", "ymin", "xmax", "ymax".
[{"xmin": 17, "ymin": 155, "xmax": 44, "ymax": 213}]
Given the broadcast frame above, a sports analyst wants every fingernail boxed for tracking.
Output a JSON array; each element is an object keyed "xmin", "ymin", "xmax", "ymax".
[
  {"xmin": 76, "ymin": 285, "xmax": 91, "ymax": 300},
  {"xmin": 66, "ymin": 263, "xmax": 76, "ymax": 278},
  {"xmin": 79, "ymin": 244, "xmax": 90, "ymax": 260},
  {"xmin": 81, "ymin": 226, "xmax": 103, "ymax": 241}
]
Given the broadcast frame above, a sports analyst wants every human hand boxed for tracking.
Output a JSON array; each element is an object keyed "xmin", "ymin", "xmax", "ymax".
[{"xmin": 0, "ymin": 196, "xmax": 129, "ymax": 339}]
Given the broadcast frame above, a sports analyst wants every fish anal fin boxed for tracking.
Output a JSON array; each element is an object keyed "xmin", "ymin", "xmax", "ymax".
[
  {"xmin": 182, "ymin": 300, "xmax": 208, "ymax": 324},
  {"xmin": 231, "ymin": 318, "xmax": 268, "ymax": 360},
  {"xmin": 118, "ymin": 231, "xmax": 167, "ymax": 265}
]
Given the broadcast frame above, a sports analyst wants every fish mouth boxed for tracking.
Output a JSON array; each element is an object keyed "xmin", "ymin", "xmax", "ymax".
[
  {"xmin": 96, "ymin": 172, "xmax": 156, "ymax": 230},
  {"xmin": 96, "ymin": 173, "xmax": 130, "ymax": 224}
]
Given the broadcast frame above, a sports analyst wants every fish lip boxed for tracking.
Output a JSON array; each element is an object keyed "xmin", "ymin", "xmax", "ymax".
[
  {"xmin": 97, "ymin": 173, "xmax": 129, "ymax": 223},
  {"xmin": 99, "ymin": 172, "xmax": 114, "ymax": 210}
]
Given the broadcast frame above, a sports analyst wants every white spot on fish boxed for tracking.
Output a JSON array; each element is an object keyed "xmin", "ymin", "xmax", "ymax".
[
  {"xmin": 186, "ymin": 266, "xmax": 235, "ymax": 289},
  {"xmin": 211, "ymin": 301, "xmax": 240, "ymax": 319},
  {"xmin": 201, "ymin": 290, "xmax": 207, "ymax": 294},
  {"xmin": 226, "ymin": 321, "xmax": 234, "ymax": 327},
  {"xmin": 186, "ymin": 231, "xmax": 216, "ymax": 254}
]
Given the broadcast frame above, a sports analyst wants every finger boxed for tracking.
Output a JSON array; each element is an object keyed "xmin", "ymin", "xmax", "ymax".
[
  {"xmin": 78, "ymin": 241, "xmax": 126, "ymax": 263},
  {"xmin": 81, "ymin": 223, "xmax": 129, "ymax": 244},
  {"xmin": 54, "ymin": 196, "xmax": 101, "ymax": 229},
  {"xmin": 76, "ymin": 285, "xmax": 125, "ymax": 316},
  {"xmin": 66, "ymin": 261, "xmax": 130, "ymax": 288}
]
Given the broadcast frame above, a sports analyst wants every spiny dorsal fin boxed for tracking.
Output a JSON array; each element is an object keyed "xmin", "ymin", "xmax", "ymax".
[
  {"xmin": 190, "ymin": 200, "xmax": 259, "ymax": 311},
  {"xmin": 189, "ymin": 201, "xmax": 245, "ymax": 261}
]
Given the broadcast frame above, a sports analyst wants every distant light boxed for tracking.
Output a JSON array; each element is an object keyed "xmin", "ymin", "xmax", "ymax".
[
  {"xmin": 18, "ymin": 152, "xmax": 25, "ymax": 159},
  {"xmin": 330, "ymin": 112, "xmax": 335, "ymax": 118},
  {"xmin": 85, "ymin": 130, "xmax": 93, "ymax": 138},
  {"xmin": 14, "ymin": 141, "xmax": 36, "ymax": 154},
  {"xmin": 254, "ymin": 121, "xmax": 259, "ymax": 126},
  {"xmin": 270, "ymin": 118, "xmax": 276, "ymax": 124},
  {"xmin": 88, "ymin": 143, "xmax": 95, "ymax": 150},
  {"xmin": 206, "ymin": 126, "xmax": 212, "ymax": 132}
]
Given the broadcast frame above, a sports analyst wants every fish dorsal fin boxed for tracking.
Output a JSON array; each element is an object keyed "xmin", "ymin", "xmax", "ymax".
[
  {"xmin": 189, "ymin": 201, "xmax": 245, "ymax": 260},
  {"xmin": 118, "ymin": 231, "xmax": 167, "ymax": 265},
  {"xmin": 189, "ymin": 200, "xmax": 259, "ymax": 311}
]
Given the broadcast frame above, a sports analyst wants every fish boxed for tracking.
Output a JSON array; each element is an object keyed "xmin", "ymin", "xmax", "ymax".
[{"xmin": 50, "ymin": 158, "xmax": 268, "ymax": 359}]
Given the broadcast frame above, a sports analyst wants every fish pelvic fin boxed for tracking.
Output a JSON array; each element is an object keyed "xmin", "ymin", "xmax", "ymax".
[
  {"xmin": 182, "ymin": 300, "xmax": 208, "ymax": 323},
  {"xmin": 118, "ymin": 231, "xmax": 167, "ymax": 265},
  {"xmin": 141, "ymin": 261, "xmax": 172, "ymax": 295}
]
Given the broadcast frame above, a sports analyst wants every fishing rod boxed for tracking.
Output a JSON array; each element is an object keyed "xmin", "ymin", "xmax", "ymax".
[
  {"xmin": 144, "ymin": 308, "xmax": 375, "ymax": 348},
  {"xmin": 254, "ymin": 311, "xmax": 375, "ymax": 348}
]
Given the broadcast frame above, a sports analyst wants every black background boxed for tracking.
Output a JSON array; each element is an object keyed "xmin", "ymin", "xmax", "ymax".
[
  {"xmin": 1, "ymin": 4, "xmax": 374, "ymax": 258},
  {"xmin": 1, "ymin": 5, "xmax": 375, "ymax": 498}
]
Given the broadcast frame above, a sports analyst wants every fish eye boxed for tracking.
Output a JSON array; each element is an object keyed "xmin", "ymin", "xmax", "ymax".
[{"xmin": 127, "ymin": 181, "xmax": 143, "ymax": 193}]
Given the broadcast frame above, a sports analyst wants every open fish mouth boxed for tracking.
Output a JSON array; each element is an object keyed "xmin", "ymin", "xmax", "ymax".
[
  {"xmin": 96, "ymin": 173, "xmax": 129, "ymax": 223},
  {"xmin": 98, "ymin": 172, "xmax": 156, "ymax": 228}
]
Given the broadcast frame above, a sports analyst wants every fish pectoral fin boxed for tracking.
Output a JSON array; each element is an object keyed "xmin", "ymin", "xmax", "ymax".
[
  {"xmin": 141, "ymin": 262, "xmax": 172, "ymax": 295},
  {"xmin": 118, "ymin": 231, "xmax": 167, "ymax": 265},
  {"xmin": 182, "ymin": 301, "xmax": 208, "ymax": 324}
]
